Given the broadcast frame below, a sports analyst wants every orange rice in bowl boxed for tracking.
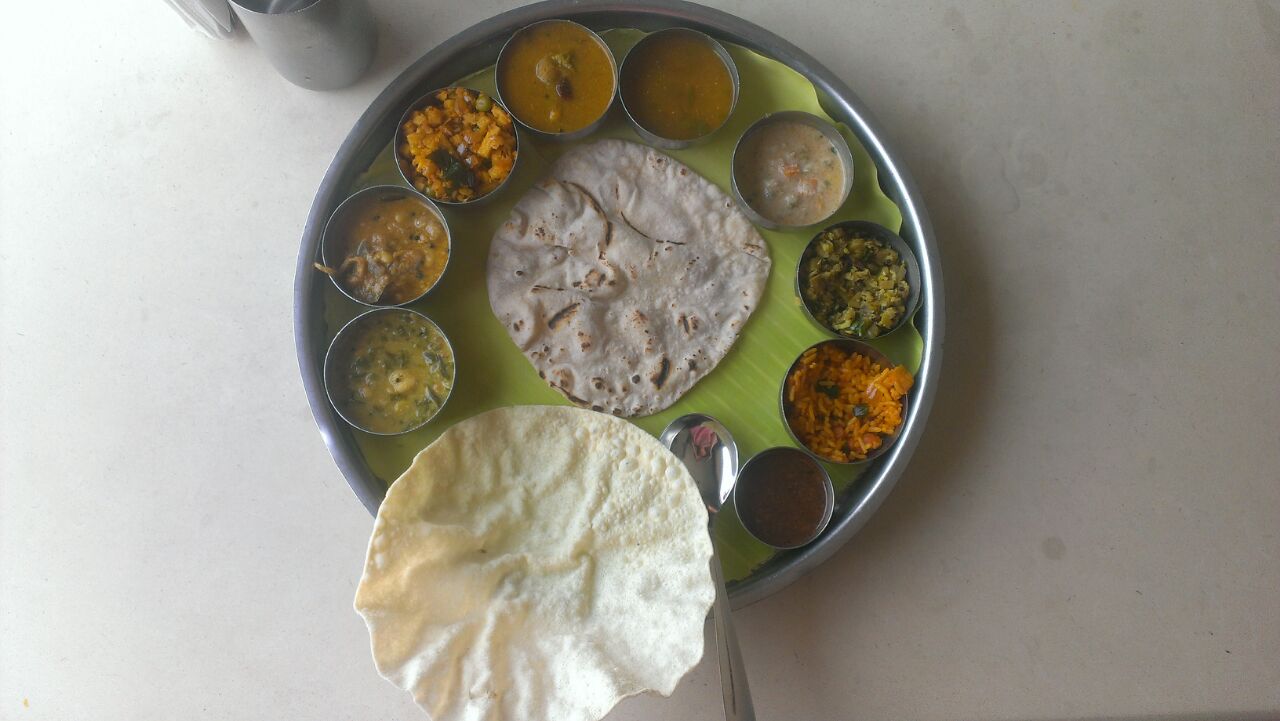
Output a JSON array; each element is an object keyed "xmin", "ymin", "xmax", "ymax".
[{"xmin": 781, "ymin": 339, "xmax": 914, "ymax": 464}]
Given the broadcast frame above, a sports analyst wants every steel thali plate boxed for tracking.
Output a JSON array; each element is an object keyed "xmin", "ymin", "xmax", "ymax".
[{"xmin": 293, "ymin": 0, "xmax": 944, "ymax": 608}]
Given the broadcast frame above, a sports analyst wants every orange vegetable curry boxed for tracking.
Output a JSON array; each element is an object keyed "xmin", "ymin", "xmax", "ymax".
[{"xmin": 498, "ymin": 21, "xmax": 615, "ymax": 134}]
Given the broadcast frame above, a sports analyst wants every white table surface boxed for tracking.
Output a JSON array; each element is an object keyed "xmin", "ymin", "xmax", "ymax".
[{"xmin": 2, "ymin": 1, "xmax": 1278, "ymax": 719}]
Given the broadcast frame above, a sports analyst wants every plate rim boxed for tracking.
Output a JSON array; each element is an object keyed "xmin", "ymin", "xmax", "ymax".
[{"xmin": 293, "ymin": 0, "xmax": 945, "ymax": 609}]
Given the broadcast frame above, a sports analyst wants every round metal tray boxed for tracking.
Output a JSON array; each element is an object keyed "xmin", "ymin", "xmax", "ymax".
[{"xmin": 293, "ymin": 0, "xmax": 944, "ymax": 608}]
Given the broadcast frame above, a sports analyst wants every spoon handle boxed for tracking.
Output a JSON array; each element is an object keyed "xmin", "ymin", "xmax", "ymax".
[{"xmin": 710, "ymin": 541, "xmax": 756, "ymax": 721}]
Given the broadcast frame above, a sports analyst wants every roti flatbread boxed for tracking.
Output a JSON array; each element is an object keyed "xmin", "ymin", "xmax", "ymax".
[
  {"xmin": 354, "ymin": 406, "xmax": 715, "ymax": 721},
  {"xmin": 487, "ymin": 140, "xmax": 770, "ymax": 416}
]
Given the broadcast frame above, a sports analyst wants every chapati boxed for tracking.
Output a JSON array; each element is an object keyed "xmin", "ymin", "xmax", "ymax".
[{"xmin": 487, "ymin": 140, "xmax": 771, "ymax": 416}]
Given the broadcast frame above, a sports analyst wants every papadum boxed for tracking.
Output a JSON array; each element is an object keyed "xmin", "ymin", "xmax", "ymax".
[{"xmin": 354, "ymin": 405, "xmax": 715, "ymax": 721}]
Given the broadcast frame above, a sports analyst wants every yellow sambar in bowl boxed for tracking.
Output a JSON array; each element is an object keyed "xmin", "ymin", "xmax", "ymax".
[{"xmin": 496, "ymin": 20, "xmax": 617, "ymax": 137}]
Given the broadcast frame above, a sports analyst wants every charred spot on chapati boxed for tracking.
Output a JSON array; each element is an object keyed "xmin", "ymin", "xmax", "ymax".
[
  {"xmin": 650, "ymin": 357, "xmax": 671, "ymax": 389},
  {"xmin": 547, "ymin": 302, "xmax": 581, "ymax": 329},
  {"xmin": 619, "ymin": 210, "xmax": 686, "ymax": 246},
  {"xmin": 564, "ymin": 180, "xmax": 605, "ymax": 215},
  {"xmin": 618, "ymin": 211, "xmax": 652, "ymax": 242},
  {"xmin": 573, "ymin": 268, "xmax": 605, "ymax": 290},
  {"xmin": 554, "ymin": 385, "xmax": 590, "ymax": 407}
]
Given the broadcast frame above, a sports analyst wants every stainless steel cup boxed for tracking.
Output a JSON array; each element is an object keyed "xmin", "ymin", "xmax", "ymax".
[
  {"xmin": 778, "ymin": 338, "xmax": 911, "ymax": 465},
  {"xmin": 229, "ymin": 0, "xmax": 376, "ymax": 91},
  {"xmin": 730, "ymin": 111, "xmax": 855, "ymax": 231},
  {"xmin": 618, "ymin": 28, "xmax": 739, "ymax": 150},
  {"xmin": 795, "ymin": 220, "xmax": 922, "ymax": 339},
  {"xmin": 494, "ymin": 20, "xmax": 619, "ymax": 142},
  {"xmin": 733, "ymin": 447, "xmax": 834, "ymax": 549}
]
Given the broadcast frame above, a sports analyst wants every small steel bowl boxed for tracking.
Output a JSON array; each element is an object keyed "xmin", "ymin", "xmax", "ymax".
[
  {"xmin": 323, "ymin": 307, "xmax": 456, "ymax": 437},
  {"xmin": 495, "ymin": 19, "xmax": 617, "ymax": 141},
  {"xmin": 320, "ymin": 185, "xmax": 452, "ymax": 308},
  {"xmin": 730, "ymin": 111, "xmax": 855, "ymax": 231},
  {"xmin": 779, "ymin": 338, "xmax": 910, "ymax": 465},
  {"xmin": 733, "ymin": 446, "xmax": 834, "ymax": 549},
  {"xmin": 393, "ymin": 86, "xmax": 522, "ymax": 206},
  {"xmin": 795, "ymin": 220, "xmax": 922, "ymax": 339},
  {"xmin": 618, "ymin": 27, "xmax": 740, "ymax": 150}
]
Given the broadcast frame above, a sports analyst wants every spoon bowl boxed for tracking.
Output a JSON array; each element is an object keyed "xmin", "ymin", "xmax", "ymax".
[
  {"xmin": 659, "ymin": 413, "xmax": 738, "ymax": 514},
  {"xmin": 660, "ymin": 413, "xmax": 756, "ymax": 721}
]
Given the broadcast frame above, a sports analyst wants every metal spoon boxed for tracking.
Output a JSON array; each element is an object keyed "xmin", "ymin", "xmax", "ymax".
[{"xmin": 660, "ymin": 414, "xmax": 756, "ymax": 721}]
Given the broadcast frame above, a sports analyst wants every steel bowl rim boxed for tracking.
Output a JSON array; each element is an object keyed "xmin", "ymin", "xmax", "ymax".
[
  {"xmin": 494, "ymin": 18, "xmax": 619, "ymax": 141},
  {"xmin": 319, "ymin": 184, "xmax": 453, "ymax": 308},
  {"xmin": 322, "ymin": 306, "xmax": 457, "ymax": 437},
  {"xmin": 617, "ymin": 26, "xmax": 741, "ymax": 149},
  {"xmin": 728, "ymin": 110, "xmax": 855, "ymax": 231},
  {"xmin": 293, "ymin": 0, "xmax": 945, "ymax": 609},
  {"xmin": 733, "ymin": 445, "xmax": 835, "ymax": 549},
  {"xmin": 392, "ymin": 86, "xmax": 523, "ymax": 206},
  {"xmin": 794, "ymin": 218, "xmax": 923, "ymax": 339},
  {"xmin": 778, "ymin": 337, "xmax": 911, "ymax": 466}
]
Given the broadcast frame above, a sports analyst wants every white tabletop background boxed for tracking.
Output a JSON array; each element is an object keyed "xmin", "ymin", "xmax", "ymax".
[{"xmin": 2, "ymin": 1, "xmax": 1278, "ymax": 719}]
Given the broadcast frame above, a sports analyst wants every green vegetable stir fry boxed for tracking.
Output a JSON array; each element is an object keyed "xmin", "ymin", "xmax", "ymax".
[{"xmin": 800, "ymin": 227, "xmax": 910, "ymax": 339}]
